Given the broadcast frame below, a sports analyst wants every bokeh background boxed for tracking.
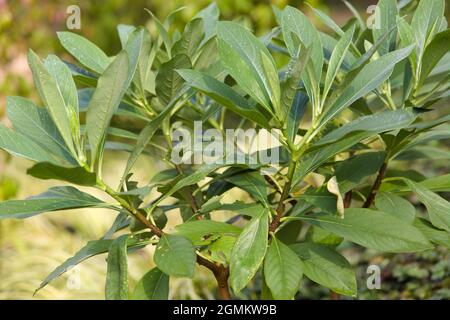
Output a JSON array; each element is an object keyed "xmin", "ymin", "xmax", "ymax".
[{"xmin": 0, "ymin": 0, "xmax": 449, "ymax": 299}]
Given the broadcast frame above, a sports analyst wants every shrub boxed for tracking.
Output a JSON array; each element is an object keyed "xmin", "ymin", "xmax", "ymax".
[{"xmin": 0, "ymin": 0, "xmax": 449, "ymax": 300}]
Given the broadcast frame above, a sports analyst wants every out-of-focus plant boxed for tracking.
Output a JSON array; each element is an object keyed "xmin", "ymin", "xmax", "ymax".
[{"xmin": 0, "ymin": 0, "xmax": 449, "ymax": 300}]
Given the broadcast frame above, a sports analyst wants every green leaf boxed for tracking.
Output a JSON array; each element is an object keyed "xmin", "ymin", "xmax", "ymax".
[
  {"xmin": 0, "ymin": 186, "xmax": 107, "ymax": 219},
  {"xmin": 154, "ymin": 234, "xmax": 196, "ymax": 278},
  {"xmin": 174, "ymin": 220, "xmax": 241, "ymax": 244},
  {"xmin": 419, "ymin": 29, "xmax": 450, "ymax": 86},
  {"xmin": 217, "ymin": 21, "xmax": 281, "ymax": 118},
  {"xmin": 35, "ymin": 236, "xmax": 150, "ymax": 292},
  {"xmin": 123, "ymin": 28, "xmax": 145, "ymax": 86},
  {"xmin": 281, "ymin": 44, "xmax": 311, "ymax": 122},
  {"xmin": 177, "ymin": 69, "xmax": 270, "ymax": 128},
  {"xmin": 57, "ymin": 31, "xmax": 110, "ymax": 74},
  {"xmin": 230, "ymin": 208, "xmax": 269, "ymax": 292},
  {"xmin": 411, "ymin": 0, "xmax": 445, "ymax": 59},
  {"xmin": 290, "ymin": 243, "xmax": 356, "ymax": 296},
  {"xmin": 149, "ymin": 163, "xmax": 225, "ymax": 211},
  {"xmin": 26, "ymin": 162, "xmax": 97, "ymax": 186},
  {"xmin": 286, "ymin": 92, "xmax": 308, "ymax": 143},
  {"xmin": 301, "ymin": 187, "xmax": 338, "ymax": 214},
  {"xmin": 155, "ymin": 54, "xmax": 192, "ymax": 106},
  {"xmin": 292, "ymin": 209, "xmax": 432, "ymax": 252},
  {"xmin": 117, "ymin": 24, "xmax": 136, "ymax": 48},
  {"xmin": 172, "ymin": 18, "xmax": 204, "ymax": 58},
  {"xmin": 0, "ymin": 124, "xmax": 60, "ymax": 164},
  {"xmin": 372, "ymin": 0, "xmax": 398, "ymax": 55},
  {"xmin": 194, "ymin": 2, "xmax": 219, "ymax": 44},
  {"xmin": 305, "ymin": 226, "xmax": 343, "ymax": 247},
  {"xmin": 405, "ymin": 180, "xmax": 450, "ymax": 232},
  {"xmin": 86, "ymin": 50, "xmax": 130, "ymax": 164},
  {"xmin": 44, "ymin": 54, "xmax": 79, "ymax": 118},
  {"xmin": 293, "ymin": 131, "xmax": 370, "ymax": 184},
  {"xmin": 335, "ymin": 151, "xmax": 386, "ymax": 193},
  {"xmin": 317, "ymin": 109, "xmax": 417, "ymax": 146},
  {"xmin": 6, "ymin": 97, "xmax": 76, "ymax": 165},
  {"xmin": 132, "ymin": 267, "xmax": 169, "ymax": 300},
  {"xmin": 308, "ymin": 4, "xmax": 345, "ymax": 37},
  {"xmin": 225, "ymin": 171, "xmax": 269, "ymax": 206},
  {"xmin": 133, "ymin": 28, "xmax": 153, "ymax": 94},
  {"xmin": 209, "ymin": 235, "xmax": 236, "ymax": 264},
  {"xmin": 413, "ymin": 218, "xmax": 450, "ymax": 249},
  {"xmin": 319, "ymin": 45, "xmax": 414, "ymax": 129},
  {"xmin": 281, "ymin": 6, "xmax": 323, "ymax": 81},
  {"xmin": 264, "ymin": 237, "xmax": 303, "ymax": 300},
  {"xmin": 375, "ymin": 192, "xmax": 416, "ymax": 223},
  {"xmin": 323, "ymin": 26, "xmax": 355, "ymax": 101},
  {"xmin": 105, "ymin": 234, "xmax": 129, "ymax": 300},
  {"xmin": 28, "ymin": 50, "xmax": 77, "ymax": 157}
]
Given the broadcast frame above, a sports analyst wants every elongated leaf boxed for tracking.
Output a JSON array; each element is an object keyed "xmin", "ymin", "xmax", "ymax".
[
  {"xmin": 281, "ymin": 45, "xmax": 311, "ymax": 122},
  {"xmin": 323, "ymin": 26, "xmax": 355, "ymax": 101},
  {"xmin": 28, "ymin": 50, "xmax": 77, "ymax": 157},
  {"xmin": 372, "ymin": 0, "xmax": 398, "ymax": 55},
  {"xmin": 44, "ymin": 55, "xmax": 79, "ymax": 117},
  {"xmin": 406, "ymin": 180, "xmax": 450, "ymax": 232},
  {"xmin": 308, "ymin": 5, "xmax": 345, "ymax": 37},
  {"xmin": 172, "ymin": 18, "xmax": 204, "ymax": 58},
  {"xmin": 292, "ymin": 209, "xmax": 432, "ymax": 252},
  {"xmin": 336, "ymin": 151, "xmax": 386, "ymax": 193},
  {"xmin": 6, "ymin": 96, "xmax": 76, "ymax": 165},
  {"xmin": 35, "ymin": 237, "xmax": 150, "ymax": 292},
  {"xmin": 293, "ymin": 131, "xmax": 370, "ymax": 185},
  {"xmin": 264, "ymin": 237, "xmax": 303, "ymax": 300},
  {"xmin": 86, "ymin": 50, "xmax": 129, "ymax": 164},
  {"xmin": 375, "ymin": 192, "xmax": 416, "ymax": 223},
  {"xmin": 132, "ymin": 267, "xmax": 169, "ymax": 300},
  {"xmin": 134, "ymin": 28, "xmax": 153, "ymax": 94},
  {"xmin": 317, "ymin": 109, "xmax": 417, "ymax": 145},
  {"xmin": 117, "ymin": 24, "xmax": 136, "ymax": 48},
  {"xmin": 27, "ymin": 162, "xmax": 97, "ymax": 186},
  {"xmin": 411, "ymin": 0, "xmax": 445, "ymax": 58},
  {"xmin": 0, "ymin": 124, "xmax": 60, "ymax": 164},
  {"xmin": 225, "ymin": 171, "xmax": 269, "ymax": 206},
  {"xmin": 155, "ymin": 54, "xmax": 191, "ymax": 105},
  {"xmin": 0, "ymin": 186, "xmax": 107, "ymax": 219},
  {"xmin": 150, "ymin": 163, "xmax": 225, "ymax": 211},
  {"xmin": 57, "ymin": 32, "xmax": 110, "ymax": 73},
  {"xmin": 195, "ymin": 2, "xmax": 219, "ymax": 44},
  {"xmin": 286, "ymin": 92, "xmax": 308, "ymax": 143},
  {"xmin": 281, "ymin": 6, "xmax": 323, "ymax": 80},
  {"xmin": 105, "ymin": 234, "xmax": 129, "ymax": 300},
  {"xmin": 290, "ymin": 243, "xmax": 356, "ymax": 296},
  {"xmin": 209, "ymin": 235, "xmax": 236, "ymax": 264},
  {"xmin": 230, "ymin": 208, "xmax": 269, "ymax": 292},
  {"xmin": 413, "ymin": 218, "xmax": 450, "ymax": 249},
  {"xmin": 123, "ymin": 28, "xmax": 144, "ymax": 86},
  {"xmin": 217, "ymin": 21, "xmax": 281, "ymax": 117},
  {"xmin": 154, "ymin": 234, "xmax": 196, "ymax": 278},
  {"xmin": 419, "ymin": 29, "xmax": 450, "ymax": 86},
  {"xmin": 174, "ymin": 220, "xmax": 241, "ymax": 244},
  {"xmin": 319, "ymin": 45, "xmax": 414, "ymax": 129},
  {"xmin": 177, "ymin": 69, "xmax": 270, "ymax": 128}
]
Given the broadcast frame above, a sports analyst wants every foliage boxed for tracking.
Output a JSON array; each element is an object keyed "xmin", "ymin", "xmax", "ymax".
[{"xmin": 0, "ymin": 0, "xmax": 449, "ymax": 300}]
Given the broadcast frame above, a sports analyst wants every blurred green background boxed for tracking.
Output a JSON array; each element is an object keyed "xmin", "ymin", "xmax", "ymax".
[{"xmin": 0, "ymin": 0, "xmax": 449, "ymax": 300}]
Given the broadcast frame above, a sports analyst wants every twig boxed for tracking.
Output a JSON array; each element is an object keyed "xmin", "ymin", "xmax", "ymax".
[{"xmin": 363, "ymin": 162, "xmax": 388, "ymax": 208}]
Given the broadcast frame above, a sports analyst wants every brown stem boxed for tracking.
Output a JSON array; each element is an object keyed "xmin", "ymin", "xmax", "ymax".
[
  {"xmin": 363, "ymin": 162, "xmax": 388, "ymax": 208},
  {"xmin": 197, "ymin": 255, "xmax": 231, "ymax": 300},
  {"xmin": 344, "ymin": 190, "xmax": 353, "ymax": 208}
]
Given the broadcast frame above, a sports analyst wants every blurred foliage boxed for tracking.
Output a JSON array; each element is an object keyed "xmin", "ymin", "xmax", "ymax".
[{"xmin": 0, "ymin": 0, "xmax": 449, "ymax": 299}]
